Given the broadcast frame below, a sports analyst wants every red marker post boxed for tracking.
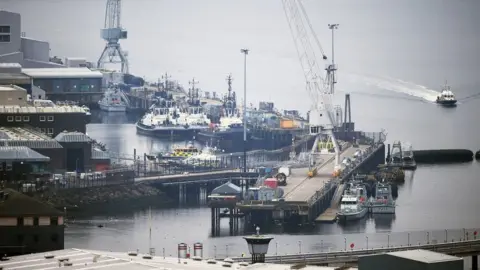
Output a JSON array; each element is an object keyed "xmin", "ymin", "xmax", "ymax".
[
  {"xmin": 474, "ymin": 231, "xmax": 477, "ymax": 239},
  {"xmin": 350, "ymin": 243, "xmax": 355, "ymax": 250}
]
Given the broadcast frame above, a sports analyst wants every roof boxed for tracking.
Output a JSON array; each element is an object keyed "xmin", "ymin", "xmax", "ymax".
[
  {"xmin": 0, "ymin": 127, "xmax": 63, "ymax": 149},
  {"xmin": 0, "ymin": 248, "xmax": 349, "ymax": 270},
  {"xmin": 91, "ymin": 146, "xmax": 111, "ymax": 160},
  {"xmin": 21, "ymin": 67, "xmax": 103, "ymax": 79},
  {"xmin": 0, "ymin": 85, "xmax": 26, "ymax": 92},
  {"xmin": 0, "ymin": 63, "xmax": 22, "ymax": 68},
  {"xmin": 0, "ymin": 146, "xmax": 50, "ymax": 162},
  {"xmin": 0, "ymin": 73, "xmax": 31, "ymax": 82},
  {"xmin": 55, "ymin": 131, "xmax": 93, "ymax": 143},
  {"xmin": 211, "ymin": 182, "xmax": 242, "ymax": 195},
  {"xmin": 388, "ymin": 249, "xmax": 462, "ymax": 263},
  {"xmin": 0, "ymin": 189, "xmax": 62, "ymax": 217}
]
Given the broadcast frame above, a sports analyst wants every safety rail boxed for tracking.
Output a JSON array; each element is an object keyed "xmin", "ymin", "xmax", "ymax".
[{"xmin": 231, "ymin": 228, "xmax": 480, "ymax": 263}]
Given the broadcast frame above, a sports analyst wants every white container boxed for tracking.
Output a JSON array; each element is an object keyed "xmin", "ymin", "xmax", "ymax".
[{"xmin": 178, "ymin": 243, "xmax": 187, "ymax": 258}]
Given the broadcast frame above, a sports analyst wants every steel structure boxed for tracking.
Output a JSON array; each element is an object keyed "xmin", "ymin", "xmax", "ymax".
[
  {"xmin": 98, "ymin": 0, "xmax": 129, "ymax": 73},
  {"xmin": 281, "ymin": 0, "xmax": 341, "ymax": 170}
]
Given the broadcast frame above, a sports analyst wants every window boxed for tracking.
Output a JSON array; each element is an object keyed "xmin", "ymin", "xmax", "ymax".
[
  {"xmin": 51, "ymin": 234, "xmax": 58, "ymax": 243},
  {"xmin": 47, "ymin": 116, "xmax": 54, "ymax": 122},
  {"xmin": 7, "ymin": 116, "xmax": 13, "ymax": 122},
  {"xmin": 17, "ymin": 217, "xmax": 23, "ymax": 226},
  {"xmin": 33, "ymin": 217, "xmax": 39, "ymax": 226},
  {"xmin": 0, "ymin": 26, "xmax": 10, "ymax": 33},
  {"xmin": 23, "ymin": 116, "xmax": 30, "ymax": 122},
  {"xmin": 50, "ymin": 217, "xmax": 58, "ymax": 225},
  {"xmin": 39, "ymin": 116, "xmax": 46, "ymax": 122},
  {"xmin": 47, "ymin": 128, "xmax": 54, "ymax": 135},
  {"xmin": 17, "ymin": 234, "xmax": 24, "ymax": 244},
  {"xmin": 40, "ymin": 128, "xmax": 46, "ymax": 133},
  {"xmin": 0, "ymin": 35, "xmax": 10, "ymax": 42},
  {"xmin": 15, "ymin": 116, "xmax": 21, "ymax": 122}
]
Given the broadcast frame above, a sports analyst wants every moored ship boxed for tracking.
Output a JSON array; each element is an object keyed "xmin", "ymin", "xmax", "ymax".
[{"xmin": 98, "ymin": 87, "xmax": 127, "ymax": 112}]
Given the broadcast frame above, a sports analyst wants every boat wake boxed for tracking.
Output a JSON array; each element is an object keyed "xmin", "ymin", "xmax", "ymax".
[{"xmin": 347, "ymin": 74, "xmax": 441, "ymax": 103}]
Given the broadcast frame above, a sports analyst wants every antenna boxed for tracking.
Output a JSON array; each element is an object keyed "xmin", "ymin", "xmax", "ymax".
[
  {"xmin": 162, "ymin": 72, "xmax": 171, "ymax": 90},
  {"xmin": 148, "ymin": 206, "xmax": 152, "ymax": 254},
  {"xmin": 189, "ymin": 77, "xmax": 199, "ymax": 100},
  {"xmin": 226, "ymin": 74, "xmax": 233, "ymax": 98}
]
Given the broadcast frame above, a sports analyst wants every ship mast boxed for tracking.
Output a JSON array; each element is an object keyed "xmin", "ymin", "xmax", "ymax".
[{"xmin": 188, "ymin": 77, "xmax": 199, "ymax": 105}]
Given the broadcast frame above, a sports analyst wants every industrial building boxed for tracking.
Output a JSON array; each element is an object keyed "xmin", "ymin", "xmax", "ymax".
[
  {"xmin": 0, "ymin": 189, "xmax": 65, "ymax": 256},
  {"xmin": 0, "ymin": 10, "xmax": 64, "ymax": 68}
]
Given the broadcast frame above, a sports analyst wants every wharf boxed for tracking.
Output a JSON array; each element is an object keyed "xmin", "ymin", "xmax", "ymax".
[{"xmin": 237, "ymin": 142, "xmax": 386, "ymax": 225}]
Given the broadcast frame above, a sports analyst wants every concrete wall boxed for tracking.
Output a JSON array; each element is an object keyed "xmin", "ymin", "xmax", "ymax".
[
  {"xmin": 0, "ymin": 11, "xmax": 21, "ymax": 56},
  {"xmin": 23, "ymin": 58, "xmax": 65, "ymax": 68},
  {"xmin": 0, "ymin": 89, "xmax": 28, "ymax": 106},
  {"xmin": 0, "ymin": 51, "xmax": 23, "ymax": 65},
  {"xmin": 21, "ymin": 38, "xmax": 49, "ymax": 62}
]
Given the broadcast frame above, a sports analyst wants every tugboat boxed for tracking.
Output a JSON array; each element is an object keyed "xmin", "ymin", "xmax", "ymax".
[
  {"xmin": 436, "ymin": 81, "xmax": 457, "ymax": 106},
  {"xmin": 196, "ymin": 74, "xmax": 248, "ymax": 152}
]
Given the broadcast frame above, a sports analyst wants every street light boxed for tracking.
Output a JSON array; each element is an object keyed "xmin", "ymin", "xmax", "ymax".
[{"xmin": 240, "ymin": 48, "xmax": 249, "ymax": 188}]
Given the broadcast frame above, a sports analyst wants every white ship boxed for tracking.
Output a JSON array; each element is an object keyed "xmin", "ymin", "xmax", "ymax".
[
  {"xmin": 98, "ymin": 88, "xmax": 127, "ymax": 112},
  {"xmin": 337, "ymin": 184, "xmax": 368, "ymax": 222}
]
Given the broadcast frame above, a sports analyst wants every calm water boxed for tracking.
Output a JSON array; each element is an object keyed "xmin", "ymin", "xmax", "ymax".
[{"xmin": 3, "ymin": 0, "xmax": 480, "ymax": 257}]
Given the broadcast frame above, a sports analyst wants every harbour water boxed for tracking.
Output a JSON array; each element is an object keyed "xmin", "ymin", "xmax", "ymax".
[{"xmin": 3, "ymin": 0, "xmax": 480, "ymax": 262}]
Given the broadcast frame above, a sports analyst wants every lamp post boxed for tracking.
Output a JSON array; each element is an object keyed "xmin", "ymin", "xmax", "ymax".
[
  {"xmin": 243, "ymin": 226, "xmax": 273, "ymax": 264},
  {"xmin": 240, "ymin": 48, "xmax": 249, "ymax": 189}
]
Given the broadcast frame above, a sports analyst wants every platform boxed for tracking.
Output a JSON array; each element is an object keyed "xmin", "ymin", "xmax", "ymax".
[
  {"xmin": 282, "ymin": 145, "xmax": 370, "ymax": 203},
  {"xmin": 315, "ymin": 208, "xmax": 338, "ymax": 223}
]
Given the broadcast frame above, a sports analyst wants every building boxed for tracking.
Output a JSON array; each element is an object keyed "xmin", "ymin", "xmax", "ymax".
[
  {"xmin": 0, "ymin": 85, "xmax": 90, "ymax": 136},
  {"xmin": 0, "ymin": 127, "xmax": 111, "ymax": 173},
  {"xmin": 0, "ymin": 189, "xmax": 64, "ymax": 256},
  {"xmin": 22, "ymin": 68, "xmax": 103, "ymax": 104},
  {"xmin": 0, "ymin": 146, "xmax": 50, "ymax": 190},
  {"xmin": 0, "ymin": 10, "xmax": 65, "ymax": 68}
]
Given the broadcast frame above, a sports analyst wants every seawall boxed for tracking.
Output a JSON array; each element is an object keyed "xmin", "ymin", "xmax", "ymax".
[
  {"xmin": 33, "ymin": 183, "xmax": 173, "ymax": 216},
  {"xmin": 413, "ymin": 149, "xmax": 474, "ymax": 163}
]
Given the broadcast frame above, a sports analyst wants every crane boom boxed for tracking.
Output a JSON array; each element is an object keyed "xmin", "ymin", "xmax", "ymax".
[{"xmin": 282, "ymin": 0, "xmax": 341, "ymax": 169}]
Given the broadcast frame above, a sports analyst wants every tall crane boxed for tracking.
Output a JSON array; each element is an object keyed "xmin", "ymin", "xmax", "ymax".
[
  {"xmin": 97, "ymin": 0, "xmax": 129, "ymax": 74},
  {"xmin": 281, "ymin": 0, "xmax": 341, "ymax": 172}
]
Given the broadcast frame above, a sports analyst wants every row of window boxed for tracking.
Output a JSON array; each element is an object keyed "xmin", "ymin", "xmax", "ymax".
[
  {"xmin": 40, "ymin": 128, "xmax": 54, "ymax": 135},
  {"xmin": 17, "ymin": 217, "xmax": 60, "ymax": 226},
  {"xmin": 0, "ymin": 35, "xmax": 10, "ymax": 42},
  {"xmin": 17, "ymin": 234, "xmax": 59, "ymax": 244},
  {"xmin": 6, "ymin": 115, "xmax": 55, "ymax": 122},
  {"xmin": 0, "ymin": 26, "xmax": 10, "ymax": 33}
]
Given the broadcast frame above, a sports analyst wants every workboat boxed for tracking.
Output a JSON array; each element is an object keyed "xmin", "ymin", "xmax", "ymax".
[
  {"xmin": 182, "ymin": 146, "xmax": 221, "ymax": 167},
  {"xmin": 98, "ymin": 88, "xmax": 127, "ymax": 112},
  {"xmin": 436, "ymin": 81, "xmax": 457, "ymax": 106},
  {"xmin": 337, "ymin": 184, "xmax": 368, "ymax": 223},
  {"xmin": 369, "ymin": 183, "xmax": 396, "ymax": 214}
]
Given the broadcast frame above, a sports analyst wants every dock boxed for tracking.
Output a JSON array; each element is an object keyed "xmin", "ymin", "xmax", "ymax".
[{"xmin": 237, "ymin": 140, "xmax": 386, "ymax": 226}]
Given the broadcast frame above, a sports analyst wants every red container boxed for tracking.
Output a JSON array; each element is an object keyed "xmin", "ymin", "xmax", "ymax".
[{"xmin": 264, "ymin": 178, "xmax": 278, "ymax": 189}]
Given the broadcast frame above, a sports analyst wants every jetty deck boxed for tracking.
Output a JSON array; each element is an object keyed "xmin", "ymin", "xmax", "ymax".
[{"xmin": 282, "ymin": 145, "xmax": 369, "ymax": 203}]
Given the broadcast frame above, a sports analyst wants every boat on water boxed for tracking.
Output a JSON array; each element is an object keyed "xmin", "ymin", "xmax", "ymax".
[
  {"xmin": 436, "ymin": 81, "xmax": 457, "ymax": 106},
  {"xmin": 197, "ymin": 75, "xmax": 249, "ymax": 152},
  {"xmin": 182, "ymin": 146, "xmax": 221, "ymax": 167},
  {"xmin": 98, "ymin": 87, "xmax": 128, "ymax": 112},
  {"xmin": 136, "ymin": 86, "xmax": 210, "ymax": 139},
  {"xmin": 369, "ymin": 183, "xmax": 396, "ymax": 214},
  {"xmin": 337, "ymin": 184, "xmax": 368, "ymax": 223}
]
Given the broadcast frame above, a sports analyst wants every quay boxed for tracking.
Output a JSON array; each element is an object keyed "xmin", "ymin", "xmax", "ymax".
[{"xmin": 237, "ymin": 140, "xmax": 386, "ymax": 226}]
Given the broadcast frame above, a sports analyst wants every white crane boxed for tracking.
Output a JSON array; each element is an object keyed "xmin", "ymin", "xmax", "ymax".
[
  {"xmin": 281, "ymin": 0, "xmax": 341, "ymax": 172},
  {"xmin": 98, "ymin": 0, "xmax": 129, "ymax": 74}
]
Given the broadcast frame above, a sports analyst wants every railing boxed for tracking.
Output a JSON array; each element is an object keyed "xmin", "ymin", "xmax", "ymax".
[{"xmin": 228, "ymin": 228, "xmax": 480, "ymax": 263}]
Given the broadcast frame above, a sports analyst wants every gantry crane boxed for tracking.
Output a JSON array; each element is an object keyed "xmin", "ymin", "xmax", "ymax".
[
  {"xmin": 281, "ymin": 0, "xmax": 341, "ymax": 173},
  {"xmin": 97, "ymin": 0, "xmax": 129, "ymax": 74}
]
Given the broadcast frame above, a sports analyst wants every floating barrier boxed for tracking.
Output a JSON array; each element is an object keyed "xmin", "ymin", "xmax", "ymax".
[
  {"xmin": 476, "ymin": 150, "xmax": 480, "ymax": 160},
  {"xmin": 413, "ymin": 149, "xmax": 474, "ymax": 164}
]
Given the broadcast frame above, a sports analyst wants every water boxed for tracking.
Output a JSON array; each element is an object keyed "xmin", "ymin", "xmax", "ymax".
[{"xmin": 2, "ymin": 0, "xmax": 480, "ymax": 258}]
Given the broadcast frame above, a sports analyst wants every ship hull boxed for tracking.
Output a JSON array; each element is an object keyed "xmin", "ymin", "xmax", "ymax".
[
  {"xmin": 369, "ymin": 204, "xmax": 396, "ymax": 214},
  {"xmin": 136, "ymin": 122, "xmax": 208, "ymax": 140},
  {"xmin": 337, "ymin": 207, "xmax": 368, "ymax": 222},
  {"xmin": 436, "ymin": 100, "xmax": 457, "ymax": 106},
  {"xmin": 99, "ymin": 103, "xmax": 127, "ymax": 112}
]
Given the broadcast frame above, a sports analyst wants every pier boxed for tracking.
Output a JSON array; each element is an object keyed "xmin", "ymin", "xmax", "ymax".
[{"xmin": 237, "ymin": 140, "xmax": 386, "ymax": 227}]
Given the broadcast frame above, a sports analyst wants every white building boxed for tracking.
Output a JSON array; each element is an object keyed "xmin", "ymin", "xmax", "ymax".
[{"xmin": 0, "ymin": 10, "xmax": 65, "ymax": 68}]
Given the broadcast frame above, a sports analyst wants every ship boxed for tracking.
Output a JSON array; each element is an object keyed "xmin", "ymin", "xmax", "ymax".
[
  {"xmin": 98, "ymin": 87, "xmax": 127, "ymax": 112},
  {"xmin": 369, "ymin": 183, "xmax": 396, "ymax": 214},
  {"xmin": 196, "ymin": 75, "xmax": 249, "ymax": 152},
  {"xmin": 337, "ymin": 183, "xmax": 368, "ymax": 223},
  {"xmin": 135, "ymin": 81, "xmax": 210, "ymax": 139},
  {"xmin": 436, "ymin": 81, "xmax": 457, "ymax": 106},
  {"xmin": 0, "ymin": 85, "xmax": 91, "ymax": 137}
]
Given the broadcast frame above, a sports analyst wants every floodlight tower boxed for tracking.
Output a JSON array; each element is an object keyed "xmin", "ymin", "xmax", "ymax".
[{"xmin": 97, "ymin": 0, "xmax": 129, "ymax": 74}]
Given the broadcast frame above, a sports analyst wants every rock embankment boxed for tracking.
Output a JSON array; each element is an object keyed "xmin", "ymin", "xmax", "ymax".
[{"xmin": 34, "ymin": 183, "xmax": 172, "ymax": 214}]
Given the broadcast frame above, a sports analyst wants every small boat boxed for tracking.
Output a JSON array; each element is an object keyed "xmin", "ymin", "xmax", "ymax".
[
  {"xmin": 337, "ymin": 184, "xmax": 368, "ymax": 222},
  {"xmin": 436, "ymin": 81, "xmax": 457, "ymax": 106},
  {"xmin": 369, "ymin": 183, "xmax": 396, "ymax": 214},
  {"xmin": 98, "ymin": 88, "xmax": 127, "ymax": 112}
]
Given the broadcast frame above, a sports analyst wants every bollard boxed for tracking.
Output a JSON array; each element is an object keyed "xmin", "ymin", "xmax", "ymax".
[
  {"xmin": 193, "ymin": 243, "xmax": 203, "ymax": 258},
  {"xmin": 178, "ymin": 243, "xmax": 187, "ymax": 259}
]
